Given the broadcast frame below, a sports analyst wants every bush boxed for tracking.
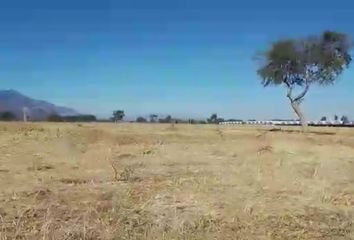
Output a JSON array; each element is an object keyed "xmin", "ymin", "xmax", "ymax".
[
  {"xmin": 47, "ymin": 114, "xmax": 64, "ymax": 122},
  {"xmin": 48, "ymin": 114, "xmax": 97, "ymax": 122},
  {"xmin": 0, "ymin": 111, "xmax": 17, "ymax": 121},
  {"xmin": 136, "ymin": 117, "xmax": 147, "ymax": 123},
  {"xmin": 63, "ymin": 115, "xmax": 97, "ymax": 122}
]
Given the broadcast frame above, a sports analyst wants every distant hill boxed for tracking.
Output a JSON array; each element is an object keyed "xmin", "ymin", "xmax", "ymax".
[{"xmin": 0, "ymin": 90, "xmax": 78, "ymax": 120}]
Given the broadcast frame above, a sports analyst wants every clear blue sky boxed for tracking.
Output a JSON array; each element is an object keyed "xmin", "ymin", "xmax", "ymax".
[{"xmin": 0, "ymin": 0, "xmax": 353, "ymax": 120}]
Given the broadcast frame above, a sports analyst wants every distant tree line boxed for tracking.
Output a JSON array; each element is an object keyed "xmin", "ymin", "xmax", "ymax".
[
  {"xmin": 137, "ymin": 114, "xmax": 176, "ymax": 123},
  {"xmin": 188, "ymin": 119, "xmax": 207, "ymax": 124},
  {"xmin": 0, "ymin": 111, "xmax": 17, "ymax": 121},
  {"xmin": 134, "ymin": 113, "xmax": 219, "ymax": 124},
  {"xmin": 320, "ymin": 115, "xmax": 350, "ymax": 124},
  {"xmin": 47, "ymin": 114, "xmax": 97, "ymax": 122},
  {"xmin": 3, "ymin": 108, "xmax": 350, "ymax": 126}
]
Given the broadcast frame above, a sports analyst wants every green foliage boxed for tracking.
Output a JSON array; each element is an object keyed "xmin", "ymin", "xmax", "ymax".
[
  {"xmin": 136, "ymin": 116, "xmax": 147, "ymax": 123},
  {"xmin": 188, "ymin": 119, "xmax": 207, "ymax": 124},
  {"xmin": 341, "ymin": 115, "xmax": 349, "ymax": 124},
  {"xmin": 165, "ymin": 115, "xmax": 172, "ymax": 123},
  {"xmin": 0, "ymin": 111, "xmax": 17, "ymax": 121},
  {"xmin": 47, "ymin": 114, "xmax": 64, "ymax": 122},
  {"xmin": 217, "ymin": 118, "xmax": 225, "ymax": 123},
  {"xmin": 113, "ymin": 110, "xmax": 125, "ymax": 122},
  {"xmin": 207, "ymin": 113, "xmax": 218, "ymax": 124},
  {"xmin": 149, "ymin": 114, "xmax": 158, "ymax": 123},
  {"xmin": 256, "ymin": 31, "xmax": 352, "ymax": 128},
  {"xmin": 158, "ymin": 115, "xmax": 172, "ymax": 123},
  {"xmin": 258, "ymin": 31, "xmax": 352, "ymax": 89},
  {"xmin": 48, "ymin": 114, "xmax": 96, "ymax": 122},
  {"xmin": 64, "ymin": 115, "xmax": 96, "ymax": 122},
  {"xmin": 226, "ymin": 119, "xmax": 243, "ymax": 122},
  {"xmin": 320, "ymin": 116, "xmax": 327, "ymax": 121},
  {"xmin": 207, "ymin": 114, "xmax": 224, "ymax": 124}
]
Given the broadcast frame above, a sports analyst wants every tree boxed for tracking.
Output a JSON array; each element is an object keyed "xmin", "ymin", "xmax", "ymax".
[
  {"xmin": 217, "ymin": 118, "xmax": 225, "ymax": 123},
  {"xmin": 256, "ymin": 31, "xmax": 352, "ymax": 130},
  {"xmin": 149, "ymin": 114, "xmax": 158, "ymax": 123},
  {"xmin": 320, "ymin": 116, "xmax": 327, "ymax": 121},
  {"xmin": 341, "ymin": 115, "xmax": 349, "ymax": 124},
  {"xmin": 165, "ymin": 115, "xmax": 172, "ymax": 123},
  {"xmin": 159, "ymin": 115, "xmax": 172, "ymax": 123},
  {"xmin": 112, "ymin": 110, "xmax": 125, "ymax": 122},
  {"xmin": 207, "ymin": 114, "xmax": 224, "ymax": 124},
  {"xmin": 334, "ymin": 115, "xmax": 338, "ymax": 121},
  {"xmin": 207, "ymin": 113, "xmax": 218, "ymax": 124},
  {"xmin": 136, "ymin": 116, "xmax": 147, "ymax": 123}
]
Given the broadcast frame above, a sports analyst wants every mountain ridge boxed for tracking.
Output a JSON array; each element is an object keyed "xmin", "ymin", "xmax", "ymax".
[{"xmin": 0, "ymin": 89, "xmax": 79, "ymax": 120}]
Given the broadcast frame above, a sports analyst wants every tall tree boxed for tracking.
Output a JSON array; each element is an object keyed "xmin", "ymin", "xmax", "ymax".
[
  {"xmin": 256, "ymin": 31, "xmax": 352, "ymax": 130},
  {"xmin": 341, "ymin": 115, "xmax": 349, "ymax": 124},
  {"xmin": 149, "ymin": 114, "xmax": 158, "ymax": 123},
  {"xmin": 207, "ymin": 113, "xmax": 218, "ymax": 124},
  {"xmin": 165, "ymin": 115, "xmax": 172, "ymax": 123},
  {"xmin": 112, "ymin": 110, "xmax": 125, "ymax": 122}
]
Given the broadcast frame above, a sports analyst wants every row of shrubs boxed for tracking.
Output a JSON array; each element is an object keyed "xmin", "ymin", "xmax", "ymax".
[
  {"xmin": 47, "ymin": 114, "xmax": 97, "ymax": 122},
  {"xmin": 0, "ymin": 111, "xmax": 17, "ymax": 121},
  {"xmin": 0, "ymin": 112, "xmax": 97, "ymax": 122},
  {"xmin": 0, "ymin": 111, "xmax": 223, "ymax": 124}
]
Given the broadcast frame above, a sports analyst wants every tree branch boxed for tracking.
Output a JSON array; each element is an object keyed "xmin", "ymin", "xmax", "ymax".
[
  {"xmin": 293, "ymin": 79, "xmax": 309, "ymax": 103},
  {"xmin": 284, "ymin": 80, "xmax": 294, "ymax": 102},
  {"xmin": 284, "ymin": 71, "xmax": 310, "ymax": 103},
  {"xmin": 294, "ymin": 70, "xmax": 311, "ymax": 102}
]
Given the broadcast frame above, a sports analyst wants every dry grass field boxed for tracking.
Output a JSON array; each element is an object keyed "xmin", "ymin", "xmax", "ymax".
[{"xmin": 0, "ymin": 122, "xmax": 354, "ymax": 239}]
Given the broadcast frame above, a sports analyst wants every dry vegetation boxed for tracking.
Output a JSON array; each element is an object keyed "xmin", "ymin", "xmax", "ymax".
[{"xmin": 1, "ymin": 122, "xmax": 354, "ymax": 239}]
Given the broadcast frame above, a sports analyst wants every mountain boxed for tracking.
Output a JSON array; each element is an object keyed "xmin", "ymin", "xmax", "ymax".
[{"xmin": 0, "ymin": 90, "xmax": 79, "ymax": 120}]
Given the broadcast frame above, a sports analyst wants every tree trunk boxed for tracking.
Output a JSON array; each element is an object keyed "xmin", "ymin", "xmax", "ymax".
[{"xmin": 290, "ymin": 100, "xmax": 308, "ymax": 131}]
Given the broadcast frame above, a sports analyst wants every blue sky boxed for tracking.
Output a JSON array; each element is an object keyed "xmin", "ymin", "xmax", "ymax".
[{"xmin": 0, "ymin": 0, "xmax": 353, "ymax": 120}]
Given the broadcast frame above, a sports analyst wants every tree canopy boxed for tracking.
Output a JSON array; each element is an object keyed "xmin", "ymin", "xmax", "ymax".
[
  {"xmin": 207, "ymin": 113, "xmax": 224, "ymax": 124},
  {"xmin": 258, "ymin": 31, "xmax": 352, "ymax": 89},
  {"xmin": 112, "ymin": 110, "xmax": 125, "ymax": 122},
  {"xmin": 149, "ymin": 114, "xmax": 158, "ymax": 123},
  {"xmin": 341, "ymin": 115, "xmax": 349, "ymax": 124},
  {"xmin": 136, "ymin": 116, "xmax": 147, "ymax": 123},
  {"xmin": 207, "ymin": 113, "xmax": 218, "ymax": 124}
]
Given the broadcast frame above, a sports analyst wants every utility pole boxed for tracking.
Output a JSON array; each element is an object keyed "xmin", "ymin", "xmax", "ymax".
[{"xmin": 22, "ymin": 107, "xmax": 28, "ymax": 122}]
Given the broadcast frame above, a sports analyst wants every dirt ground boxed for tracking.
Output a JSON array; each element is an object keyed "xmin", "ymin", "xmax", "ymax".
[{"xmin": 0, "ymin": 122, "xmax": 354, "ymax": 239}]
